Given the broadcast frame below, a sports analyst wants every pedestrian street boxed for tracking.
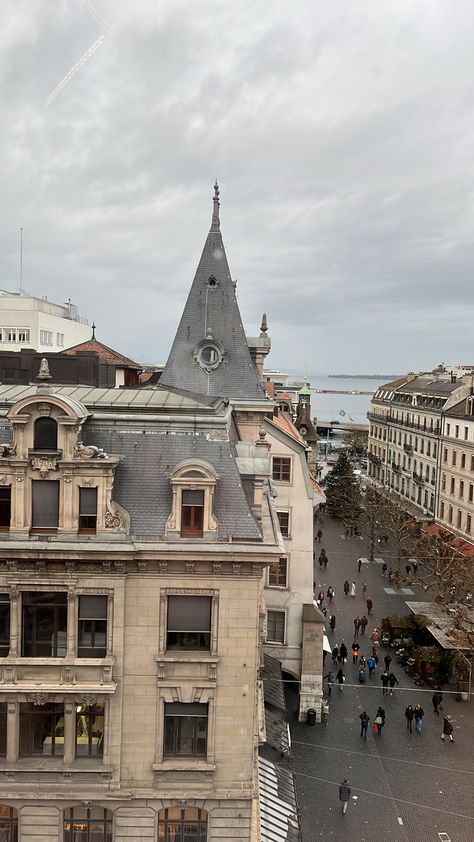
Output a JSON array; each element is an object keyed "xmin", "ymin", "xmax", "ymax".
[{"xmin": 288, "ymin": 515, "xmax": 474, "ymax": 842}]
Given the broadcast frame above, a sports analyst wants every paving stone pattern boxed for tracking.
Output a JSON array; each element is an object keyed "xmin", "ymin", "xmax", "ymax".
[{"xmin": 288, "ymin": 516, "xmax": 474, "ymax": 841}]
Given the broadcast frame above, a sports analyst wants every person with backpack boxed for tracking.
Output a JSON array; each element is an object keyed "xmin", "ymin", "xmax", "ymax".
[
  {"xmin": 367, "ymin": 656, "xmax": 376, "ymax": 677},
  {"xmin": 374, "ymin": 706, "xmax": 385, "ymax": 735},
  {"xmin": 359, "ymin": 711, "xmax": 370, "ymax": 739},
  {"xmin": 352, "ymin": 641, "xmax": 360, "ymax": 664}
]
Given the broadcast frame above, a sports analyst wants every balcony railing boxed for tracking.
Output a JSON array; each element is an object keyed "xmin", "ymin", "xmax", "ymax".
[
  {"xmin": 391, "ymin": 462, "xmax": 401, "ymax": 473},
  {"xmin": 413, "ymin": 472, "xmax": 424, "ymax": 484},
  {"xmin": 403, "ymin": 443, "xmax": 413, "ymax": 453}
]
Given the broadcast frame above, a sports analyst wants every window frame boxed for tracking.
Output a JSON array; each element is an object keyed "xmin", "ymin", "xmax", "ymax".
[
  {"xmin": 163, "ymin": 702, "xmax": 208, "ymax": 758},
  {"xmin": 266, "ymin": 609, "xmax": 286, "ymax": 644},
  {"xmin": 180, "ymin": 489, "xmax": 204, "ymax": 537},
  {"xmin": 77, "ymin": 595, "xmax": 108, "ymax": 658},
  {"xmin": 31, "ymin": 479, "xmax": 60, "ymax": 533},
  {"xmin": 276, "ymin": 509, "xmax": 290, "ymax": 537},
  {"xmin": 19, "ymin": 701, "xmax": 64, "ymax": 756},
  {"xmin": 268, "ymin": 557, "xmax": 288, "ymax": 588},
  {"xmin": 21, "ymin": 590, "xmax": 68, "ymax": 658},
  {"xmin": 166, "ymin": 594, "xmax": 211, "ymax": 651},
  {"xmin": 0, "ymin": 486, "xmax": 11, "ymax": 531},
  {"xmin": 272, "ymin": 457, "xmax": 292, "ymax": 483},
  {"xmin": 157, "ymin": 807, "xmax": 207, "ymax": 842},
  {"xmin": 78, "ymin": 486, "xmax": 98, "ymax": 534},
  {"xmin": 63, "ymin": 806, "xmax": 113, "ymax": 842}
]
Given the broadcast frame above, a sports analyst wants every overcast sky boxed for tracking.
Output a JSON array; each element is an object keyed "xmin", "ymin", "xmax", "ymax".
[{"xmin": 1, "ymin": 1, "xmax": 473, "ymax": 375}]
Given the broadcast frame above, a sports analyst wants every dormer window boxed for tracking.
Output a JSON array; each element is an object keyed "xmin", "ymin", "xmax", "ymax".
[
  {"xmin": 34, "ymin": 417, "xmax": 58, "ymax": 451},
  {"xmin": 166, "ymin": 461, "xmax": 218, "ymax": 539}
]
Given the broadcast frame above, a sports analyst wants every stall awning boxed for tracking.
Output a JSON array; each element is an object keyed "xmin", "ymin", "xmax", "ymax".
[
  {"xmin": 261, "ymin": 653, "xmax": 290, "ymax": 756},
  {"xmin": 323, "ymin": 633, "xmax": 332, "ymax": 653},
  {"xmin": 261, "ymin": 653, "xmax": 287, "ymax": 711},
  {"xmin": 265, "ymin": 707, "xmax": 291, "ymax": 758},
  {"xmin": 259, "ymin": 756, "xmax": 302, "ymax": 842},
  {"xmin": 406, "ymin": 601, "xmax": 472, "ymax": 651}
]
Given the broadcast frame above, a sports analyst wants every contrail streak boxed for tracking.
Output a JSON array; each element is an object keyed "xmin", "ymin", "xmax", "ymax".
[
  {"xmin": 45, "ymin": 34, "xmax": 104, "ymax": 107},
  {"xmin": 82, "ymin": 0, "xmax": 114, "ymax": 38}
]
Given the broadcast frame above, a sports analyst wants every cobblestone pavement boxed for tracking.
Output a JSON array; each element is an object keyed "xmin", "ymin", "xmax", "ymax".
[{"xmin": 288, "ymin": 515, "xmax": 474, "ymax": 842}]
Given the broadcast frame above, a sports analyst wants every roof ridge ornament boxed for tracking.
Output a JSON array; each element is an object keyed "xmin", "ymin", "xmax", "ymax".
[
  {"xmin": 211, "ymin": 180, "xmax": 220, "ymax": 231},
  {"xmin": 37, "ymin": 358, "xmax": 52, "ymax": 381}
]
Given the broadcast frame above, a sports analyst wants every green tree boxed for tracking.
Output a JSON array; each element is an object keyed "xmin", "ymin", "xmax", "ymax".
[
  {"xmin": 345, "ymin": 429, "xmax": 368, "ymax": 456},
  {"xmin": 325, "ymin": 452, "xmax": 362, "ymax": 530}
]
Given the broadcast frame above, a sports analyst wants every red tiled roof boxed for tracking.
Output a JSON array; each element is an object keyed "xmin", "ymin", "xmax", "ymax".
[
  {"xmin": 422, "ymin": 523, "xmax": 474, "ymax": 558},
  {"xmin": 63, "ymin": 339, "xmax": 141, "ymax": 369},
  {"xmin": 267, "ymin": 413, "xmax": 306, "ymax": 446}
]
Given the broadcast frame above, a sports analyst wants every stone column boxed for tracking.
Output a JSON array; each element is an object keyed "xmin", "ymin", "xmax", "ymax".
[
  {"xmin": 9, "ymin": 585, "xmax": 19, "ymax": 657},
  {"xmin": 6, "ymin": 700, "xmax": 19, "ymax": 762},
  {"xmin": 67, "ymin": 589, "xmax": 76, "ymax": 657},
  {"xmin": 63, "ymin": 699, "xmax": 76, "ymax": 764}
]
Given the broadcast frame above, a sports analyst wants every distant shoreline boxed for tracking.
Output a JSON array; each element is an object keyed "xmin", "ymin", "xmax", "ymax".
[{"xmin": 328, "ymin": 374, "xmax": 401, "ymax": 380}]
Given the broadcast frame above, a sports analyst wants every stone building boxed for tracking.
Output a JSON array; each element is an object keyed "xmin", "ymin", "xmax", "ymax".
[
  {"xmin": 0, "ymin": 187, "xmax": 302, "ymax": 841},
  {"xmin": 368, "ymin": 366, "xmax": 474, "ymax": 535}
]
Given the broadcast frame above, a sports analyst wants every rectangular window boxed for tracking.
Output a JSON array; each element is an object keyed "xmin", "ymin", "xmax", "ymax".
[
  {"xmin": 18, "ymin": 328, "xmax": 30, "ymax": 343},
  {"xmin": 461, "ymin": 453, "xmax": 466, "ymax": 469},
  {"xmin": 22, "ymin": 591, "xmax": 67, "ymax": 657},
  {"xmin": 20, "ymin": 702, "xmax": 64, "ymax": 756},
  {"xmin": 469, "ymin": 484, "xmax": 473, "ymax": 503},
  {"xmin": 272, "ymin": 457, "xmax": 291, "ymax": 482},
  {"xmin": 0, "ymin": 703, "xmax": 5, "ymax": 757},
  {"xmin": 75, "ymin": 704, "xmax": 104, "ymax": 756},
  {"xmin": 450, "ymin": 477, "xmax": 455, "ymax": 494},
  {"xmin": 467, "ymin": 514, "xmax": 472, "ymax": 534},
  {"xmin": 0, "ymin": 594, "xmax": 10, "ymax": 657},
  {"xmin": 0, "ymin": 487, "xmax": 11, "ymax": 531},
  {"xmin": 56, "ymin": 333, "xmax": 64, "ymax": 347},
  {"xmin": 446, "ymin": 423, "xmax": 451, "ymax": 436},
  {"xmin": 433, "ymin": 443, "xmax": 437, "ymax": 458},
  {"xmin": 443, "ymin": 448, "xmax": 448, "ymax": 463},
  {"xmin": 40, "ymin": 330, "xmax": 53, "ymax": 346},
  {"xmin": 4, "ymin": 329, "xmax": 16, "ymax": 343},
  {"xmin": 164, "ymin": 702, "xmax": 208, "ymax": 757},
  {"xmin": 464, "ymin": 427, "xmax": 469, "ymax": 441},
  {"xmin": 472, "ymin": 455, "xmax": 474, "ymax": 471},
  {"xmin": 440, "ymin": 501, "xmax": 445, "ymax": 519},
  {"xmin": 78, "ymin": 595, "xmax": 107, "ymax": 658},
  {"xmin": 457, "ymin": 510, "xmax": 462, "ymax": 528},
  {"xmin": 452, "ymin": 451, "xmax": 457, "ymax": 466},
  {"xmin": 79, "ymin": 487, "xmax": 97, "ymax": 533},
  {"xmin": 277, "ymin": 510, "xmax": 290, "ymax": 537},
  {"xmin": 427, "ymin": 441, "xmax": 431, "ymax": 456},
  {"xmin": 31, "ymin": 479, "xmax": 59, "ymax": 532},
  {"xmin": 266, "ymin": 609, "xmax": 285, "ymax": 643},
  {"xmin": 181, "ymin": 490, "xmax": 204, "ymax": 537},
  {"xmin": 460, "ymin": 481, "xmax": 464, "ymax": 499},
  {"xmin": 455, "ymin": 425, "xmax": 459, "ymax": 438},
  {"xmin": 166, "ymin": 595, "xmax": 211, "ymax": 650},
  {"xmin": 268, "ymin": 558, "xmax": 288, "ymax": 588},
  {"xmin": 448, "ymin": 505, "xmax": 453, "ymax": 524}
]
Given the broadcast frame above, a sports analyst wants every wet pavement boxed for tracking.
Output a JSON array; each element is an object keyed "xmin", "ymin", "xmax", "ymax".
[{"xmin": 288, "ymin": 515, "xmax": 474, "ymax": 842}]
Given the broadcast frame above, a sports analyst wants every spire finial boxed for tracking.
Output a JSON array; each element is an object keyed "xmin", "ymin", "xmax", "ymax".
[
  {"xmin": 211, "ymin": 181, "xmax": 220, "ymax": 231},
  {"xmin": 91, "ymin": 322, "xmax": 96, "ymax": 340},
  {"xmin": 260, "ymin": 313, "xmax": 268, "ymax": 335},
  {"xmin": 37, "ymin": 357, "xmax": 52, "ymax": 381}
]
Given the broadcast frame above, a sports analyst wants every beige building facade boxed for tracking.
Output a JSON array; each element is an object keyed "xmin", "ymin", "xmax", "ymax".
[{"xmin": 437, "ymin": 395, "xmax": 474, "ymax": 542}]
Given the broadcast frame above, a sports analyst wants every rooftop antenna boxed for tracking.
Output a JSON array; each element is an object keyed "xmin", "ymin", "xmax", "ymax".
[{"xmin": 19, "ymin": 227, "xmax": 23, "ymax": 294}]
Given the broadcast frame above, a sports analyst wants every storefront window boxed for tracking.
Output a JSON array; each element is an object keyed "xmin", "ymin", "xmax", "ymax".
[
  {"xmin": 0, "ymin": 806, "xmax": 18, "ymax": 842},
  {"xmin": 20, "ymin": 702, "xmax": 64, "ymax": 756},
  {"xmin": 157, "ymin": 807, "xmax": 207, "ymax": 841},
  {"xmin": 76, "ymin": 704, "xmax": 104, "ymax": 757},
  {"xmin": 63, "ymin": 806, "xmax": 113, "ymax": 842}
]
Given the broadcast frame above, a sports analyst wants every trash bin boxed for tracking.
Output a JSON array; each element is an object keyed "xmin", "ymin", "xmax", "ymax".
[{"xmin": 307, "ymin": 708, "xmax": 316, "ymax": 726}]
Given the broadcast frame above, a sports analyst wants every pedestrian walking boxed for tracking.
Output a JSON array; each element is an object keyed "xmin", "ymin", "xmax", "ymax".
[
  {"xmin": 359, "ymin": 711, "xmax": 370, "ymax": 739},
  {"xmin": 405, "ymin": 564, "xmax": 411, "ymax": 578},
  {"xmin": 339, "ymin": 779, "xmax": 351, "ymax": 815},
  {"xmin": 414, "ymin": 704, "xmax": 424, "ymax": 734},
  {"xmin": 353, "ymin": 616, "xmax": 361, "ymax": 636},
  {"xmin": 381, "ymin": 671, "xmax": 390, "ymax": 695},
  {"xmin": 374, "ymin": 706, "xmax": 385, "ymax": 735},
  {"xmin": 343, "ymin": 580, "xmax": 350, "ymax": 597},
  {"xmin": 318, "ymin": 590, "xmax": 324, "ymax": 605},
  {"xmin": 432, "ymin": 688, "xmax": 443, "ymax": 715},
  {"xmin": 367, "ymin": 656, "xmax": 376, "ymax": 677},
  {"xmin": 381, "ymin": 562, "xmax": 388, "ymax": 577},
  {"xmin": 362, "ymin": 582, "xmax": 368, "ymax": 598},
  {"xmin": 317, "ymin": 528, "xmax": 323, "ymax": 543},
  {"xmin": 412, "ymin": 561, "xmax": 418, "ymax": 576},
  {"xmin": 327, "ymin": 586, "xmax": 335, "ymax": 602},
  {"xmin": 405, "ymin": 705, "xmax": 414, "ymax": 733},
  {"xmin": 329, "ymin": 614, "xmax": 336, "ymax": 633},
  {"xmin": 324, "ymin": 670, "xmax": 335, "ymax": 697},
  {"xmin": 388, "ymin": 673, "xmax": 399, "ymax": 695},
  {"xmin": 332, "ymin": 646, "xmax": 339, "ymax": 665},
  {"xmin": 339, "ymin": 642, "xmax": 348, "ymax": 663},
  {"xmin": 366, "ymin": 598, "xmax": 373, "ymax": 614},
  {"xmin": 350, "ymin": 582, "xmax": 356, "ymax": 598},
  {"xmin": 336, "ymin": 667, "xmax": 345, "ymax": 693},
  {"xmin": 360, "ymin": 615, "xmax": 368, "ymax": 635},
  {"xmin": 352, "ymin": 641, "xmax": 360, "ymax": 664},
  {"xmin": 323, "ymin": 555, "xmax": 328, "ymax": 569},
  {"xmin": 383, "ymin": 655, "xmax": 392, "ymax": 672},
  {"xmin": 441, "ymin": 715, "xmax": 454, "ymax": 742},
  {"xmin": 357, "ymin": 557, "xmax": 362, "ymax": 573},
  {"xmin": 372, "ymin": 640, "xmax": 380, "ymax": 655},
  {"xmin": 359, "ymin": 654, "xmax": 366, "ymax": 670}
]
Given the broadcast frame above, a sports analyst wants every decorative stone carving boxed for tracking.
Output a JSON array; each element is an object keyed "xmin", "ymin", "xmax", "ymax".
[
  {"xmin": 64, "ymin": 476, "xmax": 72, "ymax": 484},
  {"xmin": 212, "ymin": 562, "xmax": 222, "ymax": 575},
  {"xmin": 186, "ymin": 562, "xmax": 195, "ymax": 575},
  {"xmin": 252, "ymin": 563, "xmax": 261, "ymax": 577},
  {"xmin": 37, "ymin": 358, "xmax": 52, "ymax": 381},
  {"xmin": 159, "ymin": 561, "xmax": 168, "ymax": 575},
  {"xmin": 114, "ymin": 561, "xmax": 125, "ymax": 573},
  {"xmin": 61, "ymin": 772, "xmax": 74, "ymax": 782},
  {"xmin": 31, "ymin": 693, "xmax": 47, "ymax": 706},
  {"xmin": 31, "ymin": 455, "xmax": 58, "ymax": 478},
  {"xmin": 74, "ymin": 442, "xmax": 109, "ymax": 460},
  {"xmin": 37, "ymin": 403, "xmax": 52, "ymax": 416},
  {"xmin": 65, "ymin": 560, "xmax": 76, "ymax": 575},
  {"xmin": 102, "ymin": 666, "xmax": 112, "ymax": 684},
  {"xmin": 0, "ymin": 475, "xmax": 6, "ymax": 484},
  {"xmin": 83, "ymin": 477, "xmax": 93, "ymax": 486},
  {"xmin": 16, "ymin": 476, "xmax": 23, "ymax": 482},
  {"xmin": 6, "ymin": 559, "xmax": 18, "ymax": 573},
  {"xmin": 102, "ymin": 561, "xmax": 112, "ymax": 574},
  {"xmin": 0, "ymin": 443, "xmax": 16, "ymax": 457},
  {"xmin": 82, "ymin": 694, "xmax": 95, "ymax": 706},
  {"xmin": 36, "ymin": 560, "xmax": 46, "ymax": 574},
  {"xmin": 137, "ymin": 560, "xmax": 147, "ymax": 573},
  {"xmin": 105, "ymin": 503, "xmax": 123, "ymax": 530},
  {"xmin": 232, "ymin": 563, "xmax": 241, "ymax": 576}
]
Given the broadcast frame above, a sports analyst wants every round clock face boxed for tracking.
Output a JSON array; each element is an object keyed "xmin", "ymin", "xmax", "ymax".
[
  {"xmin": 200, "ymin": 345, "xmax": 220, "ymax": 365},
  {"xmin": 194, "ymin": 340, "xmax": 225, "ymax": 373},
  {"xmin": 300, "ymin": 426, "xmax": 307, "ymax": 435}
]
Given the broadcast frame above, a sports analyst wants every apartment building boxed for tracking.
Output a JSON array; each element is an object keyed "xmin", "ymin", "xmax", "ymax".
[
  {"xmin": 0, "ymin": 292, "xmax": 90, "ymax": 353},
  {"xmin": 368, "ymin": 366, "xmax": 474, "ymax": 531},
  {"xmin": 0, "ymin": 187, "xmax": 300, "ymax": 841},
  {"xmin": 438, "ymin": 394, "xmax": 474, "ymax": 542}
]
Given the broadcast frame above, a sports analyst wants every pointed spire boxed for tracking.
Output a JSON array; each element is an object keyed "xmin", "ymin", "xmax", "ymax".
[
  {"xmin": 260, "ymin": 313, "xmax": 268, "ymax": 335},
  {"xmin": 211, "ymin": 181, "xmax": 220, "ymax": 231},
  {"xmin": 91, "ymin": 322, "xmax": 96, "ymax": 340}
]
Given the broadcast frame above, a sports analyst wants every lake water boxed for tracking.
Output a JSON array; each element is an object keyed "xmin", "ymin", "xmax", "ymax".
[{"xmin": 303, "ymin": 375, "xmax": 393, "ymax": 425}]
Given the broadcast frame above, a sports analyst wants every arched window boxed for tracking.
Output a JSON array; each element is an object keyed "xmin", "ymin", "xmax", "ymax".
[
  {"xmin": 0, "ymin": 805, "xmax": 18, "ymax": 841},
  {"xmin": 63, "ymin": 806, "xmax": 112, "ymax": 842},
  {"xmin": 34, "ymin": 416, "xmax": 57, "ymax": 450},
  {"xmin": 157, "ymin": 806, "xmax": 207, "ymax": 841}
]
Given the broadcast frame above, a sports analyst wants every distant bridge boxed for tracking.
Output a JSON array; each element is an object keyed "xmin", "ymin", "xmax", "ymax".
[{"xmin": 316, "ymin": 420, "xmax": 369, "ymax": 433}]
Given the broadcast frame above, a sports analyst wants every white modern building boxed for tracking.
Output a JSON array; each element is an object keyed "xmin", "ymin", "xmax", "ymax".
[{"xmin": 0, "ymin": 291, "xmax": 91, "ymax": 353}]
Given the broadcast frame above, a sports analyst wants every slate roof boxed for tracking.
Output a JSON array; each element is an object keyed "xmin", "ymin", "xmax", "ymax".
[
  {"xmin": 160, "ymin": 185, "xmax": 265, "ymax": 399},
  {"xmin": 0, "ymin": 384, "xmax": 217, "ymax": 413},
  {"xmin": 63, "ymin": 336, "xmax": 141, "ymax": 369}
]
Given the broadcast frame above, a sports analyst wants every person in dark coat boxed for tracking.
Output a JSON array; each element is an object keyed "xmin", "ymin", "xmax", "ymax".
[
  {"xmin": 383, "ymin": 654, "xmax": 392, "ymax": 672},
  {"xmin": 374, "ymin": 706, "xmax": 385, "ymax": 735},
  {"xmin": 366, "ymin": 598, "xmax": 373, "ymax": 614},
  {"xmin": 339, "ymin": 779, "xmax": 351, "ymax": 814},
  {"xmin": 336, "ymin": 667, "xmax": 345, "ymax": 692},
  {"xmin": 332, "ymin": 646, "xmax": 339, "ymax": 665},
  {"xmin": 381, "ymin": 671, "xmax": 390, "ymax": 695},
  {"xmin": 414, "ymin": 704, "xmax": 424, "ymax": 734},
  {"xmin": 343, "ymin": 580, "xmax": 350, "ymax": 597},
  {"xmin": 441, "ymin": 715, "xmax": 454, "ymax": 742},
  {"xmin": 329, "ymin": 614, "xmax": 336, "ymax": 633},
  {"xmin": 359, "ymin": 711, "xmax": 370, "ymax": 739},
  {"xmin": 324, "ymin": 670, "xmax": 335, "ymax": 697},
  {"xmin": 432, "ymin": 688, "xmax": 443, "ymax": 715},
  {"xmin": 360, "ymin": 615, "xmax": 368, "ymax": 635},
  {"xmin": 317, "ymin": 528, "xmax": 323, "ymax": 542},
  {"xmin": 339, "ymin": 642, "xmax": 348, "ymax": 663},
  {"xmin": 352, "ymin": 641, "xmax": 360, "ymax": 664},
  {"xmin": 353, "ymin": 616, "xmax": 361, "ymax": 636},
  {"xmin": 405, "ymin": 705, "xmax": 414, "ymax": 733},
  {"xmin": 388, "ymin": 673, "xmax": 399, "ymax": 696}
]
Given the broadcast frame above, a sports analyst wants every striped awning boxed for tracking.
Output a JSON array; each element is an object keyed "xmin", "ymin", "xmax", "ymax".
[{"xmin": 259, "ymin": 756, "xmax": 302, "ymax": 842}]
